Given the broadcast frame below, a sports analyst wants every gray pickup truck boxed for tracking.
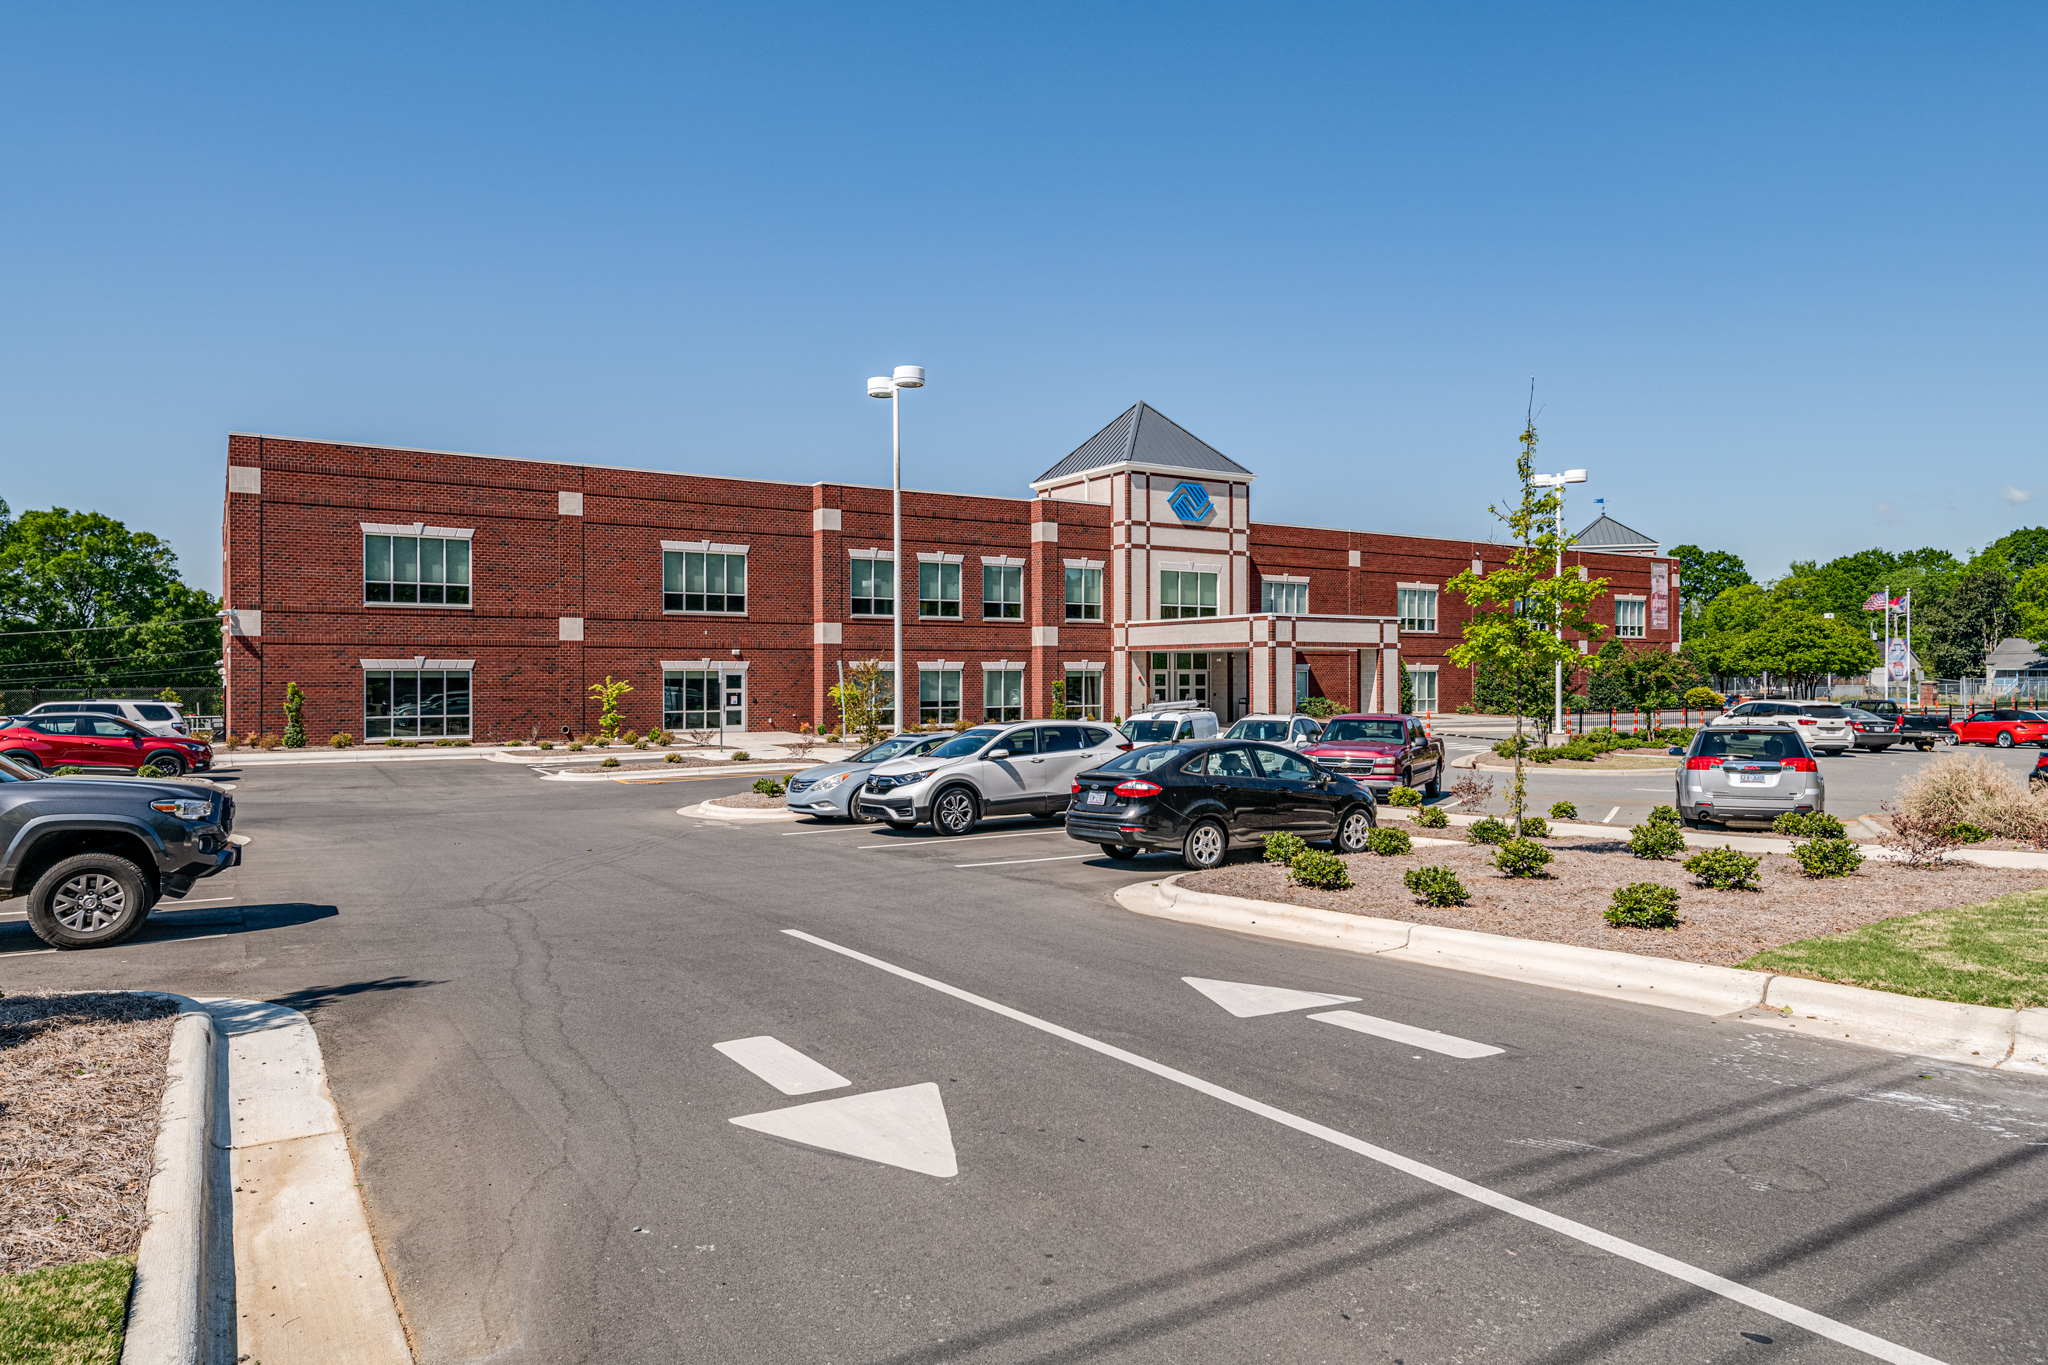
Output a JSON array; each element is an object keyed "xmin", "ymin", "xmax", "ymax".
[{"xmin": 0, "ymin": 755, "xmax": 240, "ymax": 949}]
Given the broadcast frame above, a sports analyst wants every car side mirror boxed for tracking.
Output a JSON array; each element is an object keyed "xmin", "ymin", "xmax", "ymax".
[
  {"xmin": 1668, "ymin": 746, "xmax": 1684, "ymax": 756},
  {"xmin": 988, "ymin": 749, "xmax": 1009, "ymax": 759}
]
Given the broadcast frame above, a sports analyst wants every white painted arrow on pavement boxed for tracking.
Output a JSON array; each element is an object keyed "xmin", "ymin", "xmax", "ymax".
[
  {"xmin": 730, "ymin": 1082, "xmax": 958, "ymax": 1177},
  {"xmin": 1183, "ymin": 977, "xmax": 1362, "ymax": 1018}
]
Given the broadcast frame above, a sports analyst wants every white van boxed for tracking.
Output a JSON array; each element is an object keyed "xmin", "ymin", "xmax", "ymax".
[
  {"xmin": 23, "ymin": 699, "xmax": 189, "ymax": 737},
  {"xmin": 1121, "ymin": 701, "xmax": 1220, "ymax": 748}
]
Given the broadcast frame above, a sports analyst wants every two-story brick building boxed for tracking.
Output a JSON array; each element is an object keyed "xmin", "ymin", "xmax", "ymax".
[{"xmin": 219, "ymin": 403, "xmax": 1677, "ymax": 741}]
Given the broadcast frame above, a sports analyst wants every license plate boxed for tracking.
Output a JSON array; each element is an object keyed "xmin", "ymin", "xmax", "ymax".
[
  {"xmin": 1085, "ymin": 789, "xmax": 1106, "ymax": 805},
  {"xmin": 1737, "ymin": 774, "xmax": 1768, "ymax": 784}
]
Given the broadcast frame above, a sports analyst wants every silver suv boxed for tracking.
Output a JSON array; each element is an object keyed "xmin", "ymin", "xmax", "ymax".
[
  {"xmin": 857, "ymin": 721, "xmax": 1129, "ymax": 834},
  {"xmin": 1721, "ymin": 699, "xmax": 1850, "ymax": 755},
  {"xmin": 1224, "ymin": 714, "xmax": 1325, "ymax": 749},
  {"xmin": 1672, "ymin": 722, "xmax": 1826, "ymax": 829},
  {"xmin": 24, "ymin": 699, "xmax": 189, "ymax": 737}
]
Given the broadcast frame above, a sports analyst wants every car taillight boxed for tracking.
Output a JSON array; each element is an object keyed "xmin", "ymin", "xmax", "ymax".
[
  {"xmin": 1116, "ymin": 742, "xmax": 1134, "ymax": 751},
  {"xmin": 1796, "ymin": 718, "xmax": 1816, "ymax": 725},
  {"xmin": 1783, "ymin": 757, "xmax": 1818, "ymax": 772},
  {"xmin": 1114, "ymin": 779, "xmax": 1163, "ymax": 798},
  {"xmin": 1685, "ymin": 756, "xmax": 1722, "ymax": 769},
  {"xmin": 1072, "ymin": 781, "xmax": 1083, "ymax": 794}
]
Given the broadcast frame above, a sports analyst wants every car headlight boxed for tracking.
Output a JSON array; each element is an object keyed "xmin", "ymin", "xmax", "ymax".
[
  {"xmin": 896, "ymin": 767, "xmax": 940, "ymax": 786},
  {"xmin": 150, "ymin": 799, "xmax": 213, "ymax": 820},
  {"xmin": 809, "ymin": 772, "xmax": 849, "ymax": 793}
]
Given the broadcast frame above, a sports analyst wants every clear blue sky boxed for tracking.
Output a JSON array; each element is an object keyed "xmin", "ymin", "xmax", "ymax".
[{"xmin": 4, "ymin": 3, "xmax": 2042, "ymax": 595}]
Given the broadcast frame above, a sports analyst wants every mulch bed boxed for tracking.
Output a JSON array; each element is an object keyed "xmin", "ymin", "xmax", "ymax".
[
  {"xmin": 0, "ymin": 993, "xmax": 177, "ymax": 1272},
  {"xmin": 1181, "ymin": 837, "xmax": 2048, "ymax": 967},
  {"xmin": 562, "ymin": 756, "xmax": 726, "ymax": 772},
  {"xmin": 708, "ymin": 791, "xmax": 786, "ymax": 809}
]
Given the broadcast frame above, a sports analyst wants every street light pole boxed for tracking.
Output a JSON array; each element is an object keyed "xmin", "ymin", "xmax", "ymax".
[
  {"xmin": 1532, "ymin": 469, "xmax": 1587, "ymax": 738},
  {"xmin": 870, "ymin": 367, "xmax": 924, "ymax": 732}
]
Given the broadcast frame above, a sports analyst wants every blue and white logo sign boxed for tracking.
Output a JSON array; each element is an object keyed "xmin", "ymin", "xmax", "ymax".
[{"xmin": 1167, "ymin": 481, "xmax": 1215, "ymax": 524}]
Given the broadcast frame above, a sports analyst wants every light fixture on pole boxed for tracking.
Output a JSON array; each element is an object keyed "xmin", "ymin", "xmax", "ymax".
[
  {"xmin": 868, "ymin": 365, "xmax": 924, "ymax": 732},
  {"xmin": 1530, "ymin": 469, "xmax": 1588, "ymax": 736}
]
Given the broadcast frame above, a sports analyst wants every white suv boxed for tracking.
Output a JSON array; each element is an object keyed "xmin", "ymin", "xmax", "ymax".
[
  {"xmin": 1121, "ymin": 703, "xmax": 1220, "ymax": 749},
  {"xmin": 1224, "ymin": 713, "xmax": 1325, "ymax": 750},
  {"xmin": 857, "ymin": 721, "xmax": 1130, "ymax": 834},
  {"xmin": 23, "ymin": 699, "xmax": 189, "ymax": 737},
  {"xmin": 1720, "ymin": 700, "xmax": 1851, "ymax": 756}
]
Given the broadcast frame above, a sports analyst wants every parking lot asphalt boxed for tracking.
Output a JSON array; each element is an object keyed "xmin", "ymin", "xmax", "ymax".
[{"xmin": 4, "ymin": 757, "xmax": 2046, "ymax": 1364}]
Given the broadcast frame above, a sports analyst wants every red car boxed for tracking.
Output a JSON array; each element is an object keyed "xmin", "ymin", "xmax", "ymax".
[
  {"xmin": 1302, "ymin": 712, "xmax": 1446, "ymax": 796},
  {"xmin": 0, "ymin": 713, "xmax": 214, "ymax": 775},
  {"xmin": 1948, "ymin": 709, "xmax": 2048, "ymax": 749}
]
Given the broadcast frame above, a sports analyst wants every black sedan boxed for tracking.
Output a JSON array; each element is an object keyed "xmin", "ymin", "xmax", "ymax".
[
  {"xmin": 1066, "ymin": 739, "xmax": 1377, "ymax": 869},
  {"xmin": 1842, "ymin": 707, "xmax": 1900, "ymax": 752}
]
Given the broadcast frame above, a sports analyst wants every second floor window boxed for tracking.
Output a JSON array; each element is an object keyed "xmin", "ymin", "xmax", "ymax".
[
  {"xmin": 366, "ymin": 534, "xmax": 470, "ymax": 605},
  {"xmin": 982, "ymin": 565, "xmax": 1022, "ymax": 619},
  {"xmin": 851, "ymin": 559, "xmax": 894, "ymax": 616},
  {"xmin": 1398, "ymin": 586, "xmax": 1437, "ymax": 633},
  {"xmin": 1065, "ymin": 567, "xmax": 1102, "ymax": 621},
  {"xmin": 1616, "ymin": 598, "xmax": 1646, "ymax": 638},
  {"xmin": 919, "ymin": 562, "xmax": 961, "ymax": 618},
  {"xmin": 1160, "ymin": 571, "xmax": 1217, "ymax": 619},
  {"xmin": 1261, "ymin": 580, "xmax": 1307, "ymax": 614},
  {"xmin": 665, "ymin": 550, "xmax": 746, "ymax": 613}
]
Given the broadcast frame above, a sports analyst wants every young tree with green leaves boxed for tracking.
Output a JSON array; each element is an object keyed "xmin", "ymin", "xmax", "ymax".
[
  {"xmin": 587, "ymin": 675, "xmax": 634, "ymax": 740},
  {"xmin": 1669, "ymin": 545, "xmax": 1750, "ymax": 619},
  {"xmin": 1446, "ymin": 421, "xmax": 1608, "ymax": 834},
  {"xmin": 830, "ymin": 659, "xmax": 889, "ymax": 744}
]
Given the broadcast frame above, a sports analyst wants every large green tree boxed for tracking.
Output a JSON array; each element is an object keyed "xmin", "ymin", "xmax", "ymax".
[
  {"xmin": 1921, "ymin": 568, "xmax": 2017, "ymax": 678},
  {"xmin": 1670, "ymin": 545, "xmax": 1749, "ymax": 618},
  {"xmin": 1968, "ymin": 527, "xmax": 2048, "ymax": 580}
]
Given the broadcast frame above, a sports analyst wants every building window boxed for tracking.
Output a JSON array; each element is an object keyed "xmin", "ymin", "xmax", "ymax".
[
  {"xmin": 1064, "ymin": 567, "xmax": 1102, "ymax": 621},
  {"xmin": 663, "ymin": 669, "xmax": 746, "ymax": 730},
  {"xmin": 665, "ymin": 551, "xmax": 746, "ymax": 614},
  {"xmin": 851, "ymin": 559, "xmax": 894, "ymax": 617},
  {"xmin": 1398, "ymin": 586, "xmax": 1437, "ymax": 633},
  {"xmin": 1616, "ymin": 598, "xmax": 1646, "ymax": 639},
  {"xmin": 919, "ymin": 562, "xmax": 962, "ymax": 618},
  {"xmin": 1160, "ymin": 571, "xmax": 1217, "ymax": 619},
  {"xmin": 1407, "ymin": 666, "xmax": 1438, "ymax": 713},
  {"xmin": 1261, "ymin": 580, "xmax": 1307, "ymax": 614},
  {"xmin": 364, "ymin": 670, "xmax": 471, "ymax": 739},
  {"xmin": 365, "ymin": 535, "xmax": 470, "ymax": 605},
  {"xmin": 1063, "ymin": 670, "xmax": 1103, "ymax": 721},
  {"xmin": 982, "ymin": 565, "xmax": 1023, "ymax": 619},
  {"xmin": 920, "ymin": 669, "xmax": 960, "ymax": 725},
  {"xmin": 1150, "ymin": 652, "xmax": 1209, "ymax": 703},
  {"xmin": 985, "ymin": 668, "xmax": 1023, "ymax": 722}
]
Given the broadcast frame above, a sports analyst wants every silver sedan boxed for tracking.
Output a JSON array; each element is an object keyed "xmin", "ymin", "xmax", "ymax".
[{"xmin": 783, "ymin": 733, "xmax": 957, "ymax": 820}]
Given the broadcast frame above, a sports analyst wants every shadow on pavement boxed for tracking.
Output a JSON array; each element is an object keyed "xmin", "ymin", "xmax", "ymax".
[
  {"xmin": 0, "ymin": 901, "xmax": 338, "ymax": 953},
  {"xmin": 266, "ymin": 976, "xmax": 444, "ymax": 1017}
]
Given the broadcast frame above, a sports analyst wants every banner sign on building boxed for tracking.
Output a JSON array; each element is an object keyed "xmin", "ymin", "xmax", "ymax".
[{"xmin": 1650, "ymin": 563, "xmax": 1668, "ymax": 631}]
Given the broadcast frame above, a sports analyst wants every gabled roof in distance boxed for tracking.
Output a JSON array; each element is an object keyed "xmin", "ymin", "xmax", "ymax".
[
  {"xmin": 1573, "ymin": 512, "xmax": 1660, "ymax": 556},
  {"xmin": 1031, "ymin": 403, "xmax": 1255, "ymax": 488}
]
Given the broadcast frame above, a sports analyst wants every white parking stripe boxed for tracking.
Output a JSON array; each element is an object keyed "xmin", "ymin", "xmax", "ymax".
[
  {"xmin": 1604, "ymin": 807, "xmax": 1620, "ymax": 822},
  {"xmin": 955, "ymin": 854, "xmax": 1093, "ymax": 868},
  {"xmin": 782, "ymin": 929, "xmax": 1947, "ymax": 1365},
  {"xmin": 713, "ymin": 1036, "xmax": 851, "ymax": 1095},
  {"xmin": 859, "ymin": 828, "xmax": 1067, "ymax": 850},
  {"xmin": 1307, "ymin": 1009, "xmax": 1504, "ymax": 1058}
]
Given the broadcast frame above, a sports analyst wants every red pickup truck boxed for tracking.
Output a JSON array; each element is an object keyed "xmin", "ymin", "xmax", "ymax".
[{"xmin": 1303, "ymin": 713, "xmax": 1446, "ymax": 798}]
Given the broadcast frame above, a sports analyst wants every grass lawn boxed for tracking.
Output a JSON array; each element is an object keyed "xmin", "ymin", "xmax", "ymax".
[
  {"xmin": 0, "ymin": 1257, "xmax": 133, "ymax": 1365},
  {"xmin": 1741, "ymin": 888, "xmax": 2048, "ymax": 1009}
]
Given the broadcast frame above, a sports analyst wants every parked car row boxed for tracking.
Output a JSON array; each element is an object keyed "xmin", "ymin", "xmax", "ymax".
[
  {"xmin": 0, "ymin": 714, "xmax": 215, "ymax": 775},
  {"xmin": 1720, "ymin": 698, "xmax": 2048, "ymax": 752}
]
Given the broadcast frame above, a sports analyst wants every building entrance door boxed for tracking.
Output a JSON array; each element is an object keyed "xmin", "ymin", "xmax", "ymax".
[
  {"xmin": 664, "ymin": 669, "xmax": 747, "ymax": 731},
  {"xmin": 1150, "ymin": 652, "xmax": 1209, "ymax": 705}
]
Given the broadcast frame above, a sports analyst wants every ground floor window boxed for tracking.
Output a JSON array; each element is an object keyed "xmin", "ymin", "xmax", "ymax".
[
  {"xmin": 1294, "ymin": 662, "xmax": 1311, "ymax": 706},
  {"xmin": 664, "ymin": 669, "xmax": 746, "ymax": 731},
  {"xmin": 920, "ymin": 669, "xmax": 961, "ymax": 725},
  {"xmin": 1063, "ymin": 670, "xmax": 1103, "ymax": 720},
  {"xmin": 1150, "ymin": 652, "xmax": 1209, "ymax": 704},
  {"xmin": 984, "ymin": 668, "xmax": 1023, "ymax": 722},
  {"xmin": 1407, "ymin": 666, "xmax": 1438, "ymax": 713},
  {"xmin": 365, "ymin": 670, "xmax": 471, "ymax": 739}
]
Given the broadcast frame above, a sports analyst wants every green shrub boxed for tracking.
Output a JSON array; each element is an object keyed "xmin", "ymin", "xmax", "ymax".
[
  {"xmin": 1366, "ymin": 826, "xmax": 1412, "ymax": 856},
  {"xmin": 664, "ymin": 751, "xmax": 683, "ymax": 764},
  {"xmin": 1494, "ymin": 838, "xmax": 1553, "ymax": 878},
  {"xmin": 433, "ymin": 738, "xmax": 455, "ymax": 746},
  {"xmin": 1647, "ymin": 804, "xmax": 1681, "ymax": 826},
  {"xmin": 732, "ymin": 751, "xmax": 751, "ymax": 762},
  {"xmin": 1684, "ymin": 686, "xmax": 1725, "ymax": 709},
  {"xmin": 1684, "ymin": 844, "xmax": 1761, "ymax": 890},
  {"xmin": 538, "ymin": 740, "xmax": 553, "ymax": 750},
  {"xmin": 567, "ymin": 743, "xmax": 584, "ymax": 752},
  {"xmin": 1517, "ymin": 816, "xmax": 1549, "ymax": 838},
  {"xmin": 1791, "ymin": 837, "xmax": 1865, "ymax": 877},
  {"xmin": 1414, "ymin": 805, "xmax": 1449, "ymax": 829},
  {"xmin": 634, "ymin": 739, "xmax": 649, "ymax": 750},
  {"xmin": 1773, "ymin": 811, "xmax": 1847, "ymax": 840},
  {"xmin": 329, "ymin": 732, "xmax": 355, "ymax": 748},
  {"xmin": 1949, "ymin": 822, "xmax": 1989, "ymax": 844},
  {"xmin": 1467, "ymin": 817, "xmax": 1511, "ymax": 845},
  {"xmin": 1549, "ymin": 800, "xmax": 1578, "ymax": 821},
  {"xmin": 258, "ymin": 733, "xmax": 281, "ymax": 750},
  {"xmin": 1387, "ymin": 785, "xmax": 1422, "ymax": 807},
  {"xmin": 282, "ymin": 681, "xmax": 306, "ymax": 748},
  {"xmin": 384, "ymin": 737, "xmax": 404, "ymax": 747},
  {"xmin": 1403, "ymin": 865, "xmax": 1469, "ymax": 906},
  {"xmin": 620, "ymin": 729, "xmax": 639, "ymax": 744},
  {"xmin": 1606, "ymin": 882, "xmax": 1681, "ymax": 928},
  {"xmin": 1264, "ymin": 831, "xmax": 1309, "ymax": 866},
  {"xmin": 54, "ymin": 765, "xmax": 83, "ymax": 776},
  {"xmin": 752, "ymin": 777, "xmax": 786, "ymax": 796},
  {"xmin": 600, "ymin": 756, "xmax": 620, "ymax": 768},
  {"xmin": 1288, "ymin": 849, "xmax": 1352, "ymax": 890},
  {"xmin": 1628, "ymin": 818, "xmax": 1687, "ymax": 860}
]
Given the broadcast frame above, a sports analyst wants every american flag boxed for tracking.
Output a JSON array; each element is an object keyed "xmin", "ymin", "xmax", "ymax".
[{"xmin": 1862, "ymin": 592, "xmax": 1887, "ymax": 610}]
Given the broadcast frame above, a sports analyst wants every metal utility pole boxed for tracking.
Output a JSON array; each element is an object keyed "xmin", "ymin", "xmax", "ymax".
[{"xmin": 869, "ymin": 367, "xmax": 924, "ymax": 732}]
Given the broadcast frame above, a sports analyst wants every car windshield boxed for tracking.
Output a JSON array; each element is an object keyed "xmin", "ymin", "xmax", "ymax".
[
  {"xmin": 2018, "ymin": 712, "xmax": 2048, "ymax": 722},
  {"xmin": 1844, "ymin": 709, "xmax": 1882, "ymax": 721},
  {"xmin": 0, "ymin": 754, "xmax": 43, "ymax": 781},
  {"xmin": 924, "ymin": 727, "xmax": 1003, "ymax": 759},
  {"xmin": 1696, "ymin": 728, "xmax": 1812, "ymax": 760},
  {"xmin": 1801, "ymin": 705, "xmax": 1848, "ymax": 718},
  {"xmin": 1227, "ymin": 720, "xmax": 1290, "ymax": 741},
  {"xmin": 1319, "ymin": 719, "xmax": 1404, "ymax": 743},
  {"xmin": 1122, "ymin": 719, "xmax": 1182, "ymax": 742},
  {"xmin": 852, "ymin": 734, "xmax": 949, "ymax": 764},
  {"xmin": 1094, "ymin": 745, "xmax": 1189, "ymax": 773}
]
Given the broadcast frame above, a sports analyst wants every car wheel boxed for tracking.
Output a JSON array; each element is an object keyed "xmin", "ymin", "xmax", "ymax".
[
  {"xmin": 932, "ymin": 786, "xmax": 979, "ymax": 836},
  {"xmin": 2, "ymin": 750, "xmax": 41, "ymax": 771},
  {"xmin": 1424, "ymin": 768, "xmax": 1442, "ymax": 798},
  {"xmin": 1101, "ymin": 844, "xmax": 1140, "ymax": 860},
  {"xmin": 1996, "ymin": 731, "xmax": 2016, "ymax": 748},
  {"xmin": 1335, "ymin": 807, "xmax": 1374, "ymax": 854},
  {"xmin": 1180, "ymin": 819, "xmax": 1227, "ymax": 871},
  {"xmin": 26, "ymin": 853, "xmax": 153, "ymax": 950},
  {"xmin": 141, "ymin": 752, "xmax": 187, "ymax": 777},
  {"xmin": 1943, "ymin": 733, "xmax": 1959, "ymax": 745}
]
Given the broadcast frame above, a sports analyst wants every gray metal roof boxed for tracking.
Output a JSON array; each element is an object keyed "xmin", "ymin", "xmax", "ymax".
[
  {"xmin": 1032, "ymin": 403, "xmax": 1255, "ymax": 486},
  {"xmin": 1985, "ymin": 638, "xmax": 2048, "ymax": 672},
  {"xmin": 1573, "ymin": 512, "xmax": 1659, "ymax": 555}
]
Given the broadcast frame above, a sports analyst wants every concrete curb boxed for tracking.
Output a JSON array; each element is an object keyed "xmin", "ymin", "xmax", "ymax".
[
  {"xmin": 1116, "ymin": 877, "xmax": 2048, "ymax": 1074},
  {"xmin": 122, "ymin": 999, "xmax": 216, "ymax": 1365},
  {"xmin": 544, "ymin": 760, "xmax": 804, "ymax": 783},
  {"xmin": 683, "ymin": 798, "xmax": 803, "ymax": 821}
]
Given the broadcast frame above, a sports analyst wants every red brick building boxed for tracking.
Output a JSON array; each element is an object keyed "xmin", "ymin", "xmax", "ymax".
[{"xmin": 219, "ymin": 404, "xmax": 1678, "ymax": 740}]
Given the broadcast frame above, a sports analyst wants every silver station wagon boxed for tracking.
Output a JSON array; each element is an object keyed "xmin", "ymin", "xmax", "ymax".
[{"xmin": 1672, "ymin": 723, "xmax": 1826, "ymax": 829}]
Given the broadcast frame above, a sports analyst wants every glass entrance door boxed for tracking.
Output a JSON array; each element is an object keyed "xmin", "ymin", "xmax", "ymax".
[
  {"xmin": 664, "ymin": 670, "xmax": 747, "ymax": 731},
  {"xmin": 1150, "ymin": 652, "xmax": 1209, "ymax": 704}
]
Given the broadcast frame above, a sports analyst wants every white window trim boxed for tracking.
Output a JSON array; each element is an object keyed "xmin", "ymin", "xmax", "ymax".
[
  {"xmin": 980, "ymin": 659, "xmax": 1024, "ymax": 671},
  {"xmin": 1262, "ymin": 573, "xmax": 1309, "ymax": 585},
  {"xmin": 660, "ymin": 659, "xmax": 752, "ymax": 673},
  {"xmin": 1396, "ymin": 580, "xmax": 1438, "ymax": 591},
  {"xmin": 1614, "ymin": 593, "xmax": 1647, "ymax": 602},
  {"xmin": 663, "ymin": 540, "xmax": 748, "ymax": 555},
  {"xmin": 1157, "ymin": 558, "xmax": 1225, "ymax": 573},
  {"xmin": 916, "ymin": 551, "xmax": 966, "ymax": 564},
  {"xmin": 847, "ymin": 547, "xmax": 896, "ymax": 560},
  {"xmin": 1063, "ymin": 661, "xmax": 1106, "ymax": 672},
  {"xmin": 1063, "ymin": 558, "xmax": 1105, "ymax": 569},
  {"xmin": 916, "ymin": 660, "xmax": 965, "ymax": 672},
  {"xmin": 360, "ymin": 657, "xmax": 475, "ymax": 670},
  {"xmin": 980, "ymin": 555, "xmax": 1024, "ymax": 568},
  {"xmin": 362, "ymin": 522, "xmax": 475, "ymax": 540}
]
